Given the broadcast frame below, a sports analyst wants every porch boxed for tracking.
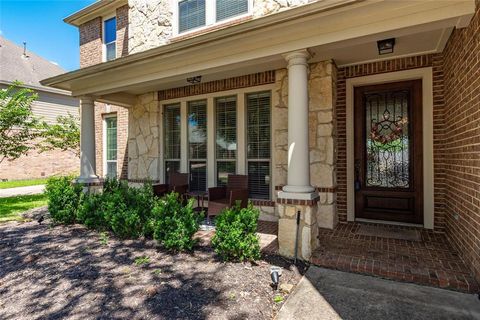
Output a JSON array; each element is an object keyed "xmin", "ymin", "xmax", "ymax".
[{"xmin": 41, "ymin": 0, "xmax": 480, "ymax": 292}]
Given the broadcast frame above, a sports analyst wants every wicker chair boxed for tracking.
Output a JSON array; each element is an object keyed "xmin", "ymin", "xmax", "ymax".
[
  {"xmin": 207, "ymin": 174, "xmax": 249, "ymax": 217},
  {"xmin": 152, "ymin": 172, "xmax": 189, "ymax": 198}
]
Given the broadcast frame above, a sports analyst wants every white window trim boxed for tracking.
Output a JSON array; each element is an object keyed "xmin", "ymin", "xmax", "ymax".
[
  {"xmin": 159, "ymin": 84, "xmax": 274, "ymax": 199},
  {"xmin": 103, "ymin": 113, "xmax": 118, "ymax": 178},
  {"xmin": 172, "ymin": 0, "xmax": 253, "ymax": 37},
  {"xmin": 102, "ymin": 13, "xmax": 117, "ymax": 62}
]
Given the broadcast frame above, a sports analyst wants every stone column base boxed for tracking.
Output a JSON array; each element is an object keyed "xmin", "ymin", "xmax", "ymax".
[
  {"xmin": 75, "ymin": 177, "xmax": 103, "ymax": 194},
  {"xmin": 277, "ymin": 195, "xmax": 319, "ymax": 261}
]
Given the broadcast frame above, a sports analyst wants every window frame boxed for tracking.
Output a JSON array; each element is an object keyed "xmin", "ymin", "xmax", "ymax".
[
  {"xmin": 103, "ymin": 114, "xmax": 118, "ymax": 178},
  {"xmin": 102, "ymin": 14, "xmax": 117, "ymax": 62},
  {"xmin": 187, "ymin": 99, "xmax": 208, "ymax": 191},
  {"xmin": 160, "ymin": 84, "xmax": 274, "ymax": 198},
  {"xmin": 163, "ymin": 103, "xmax": 182, "ymax": 182},
  {"xmin": 245, "ymin": 91, "xmax": 272, "ymax": 200},
  {"xmin": 172, "ymin": 0, "xmax": 252, "ymax": 36}
]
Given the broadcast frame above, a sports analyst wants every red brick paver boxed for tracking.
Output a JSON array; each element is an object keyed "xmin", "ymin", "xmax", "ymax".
[{"xmin": 312, "ymin": 223, "xmax": 479, "ymax": 293}]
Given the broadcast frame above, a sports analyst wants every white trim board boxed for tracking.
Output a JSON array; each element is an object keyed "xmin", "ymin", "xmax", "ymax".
[{"xmin": 345, "ymin": 67, "xmax": 434, "ymax": 229}]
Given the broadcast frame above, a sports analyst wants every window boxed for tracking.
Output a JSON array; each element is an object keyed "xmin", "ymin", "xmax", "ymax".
[
  {"xmin": 177, "ymin": 0, "xmax": 250, "ymax": 34},
  {"xmin": 104, "ymin": 17, "xmax": 116, "ymax": 61},
  {"xmin": 215, "ymin": 96, "xmax": 237, "ymax": 186},
  {"xmin": 247, "ymin": 92, "xmax": 271, "ymax": 199},
  {"xmin": 104, "ymin": 117, "xmax": 117, "ymax": 178},
  {"xmin": 216, "ymin": 0, "xmax": 248, "ymax": 22},
  {"xmin": 188, "ymin": 100, "xmax": 207, "ymax": 191},
  {"xmin": 178, "ymin": 0, "xmax": 206, "ymax": 33},
  {"xmin": 164, "ymin": 104, "xmax": 181, "ymax": 183}
]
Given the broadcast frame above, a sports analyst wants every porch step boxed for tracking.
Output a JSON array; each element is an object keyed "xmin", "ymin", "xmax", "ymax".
[{"xmin": 313, "ymin": 223, "xmax": 479, "ymax": 293}]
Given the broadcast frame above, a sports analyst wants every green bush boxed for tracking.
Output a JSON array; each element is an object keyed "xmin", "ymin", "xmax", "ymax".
[
  {"xmin": 45, "ymin": 176, "xmax": 83, "ymax": 224},
  {"xmin": 76, "ymin": 192, "xmax": 107, "ymax": 230},
  {"xmin": 151, "ymin": 192, "xmax": 201, "ymax": 251},
  {"xmin": 212, "ymin": 203, "xmax": 261, "ymax": 262}
]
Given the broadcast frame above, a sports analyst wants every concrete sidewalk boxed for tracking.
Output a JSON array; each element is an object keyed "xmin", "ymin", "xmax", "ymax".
[
  {"xmin": 277, "ymin": 266, "xmax": 480, "ymax": 320},
  {"xmin": 0, "ymin": 185, "xmax": 45, "ymax": 198}
]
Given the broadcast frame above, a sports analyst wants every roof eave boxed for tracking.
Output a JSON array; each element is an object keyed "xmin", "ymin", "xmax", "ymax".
[{"xmin": 64, "ymin": 0, "xmax": 128, "ymax": 26}]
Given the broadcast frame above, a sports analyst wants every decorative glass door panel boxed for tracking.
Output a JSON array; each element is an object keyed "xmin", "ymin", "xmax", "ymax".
[
  {"xmin": 354, "ymin": 80, "xmax": 423, "ymax": 224},
  {"xmin": 365, "ymin": 90, "xmax": 410, "ymax": 188}
]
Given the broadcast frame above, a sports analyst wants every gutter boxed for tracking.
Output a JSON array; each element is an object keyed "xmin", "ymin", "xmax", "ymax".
[
  {"xmin": 0, "ymin": 80, "xmax": 75, "ymax": 97},
  {"xmin": 64, "ymin": 0, "xmax": 128, "ymax": 26},
  {"xmin": 41, "ymin": 0, "xmax": 360, "ymax": 88}
]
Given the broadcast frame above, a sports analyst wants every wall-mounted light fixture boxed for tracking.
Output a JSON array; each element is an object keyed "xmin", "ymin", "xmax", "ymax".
[
  {"xmin": 377, "ymin": 38, "xmax": 395, "ymax": 55},
  {"xmin": 186, "ymin": 76, "xmax": 202, "ymax": 84}
]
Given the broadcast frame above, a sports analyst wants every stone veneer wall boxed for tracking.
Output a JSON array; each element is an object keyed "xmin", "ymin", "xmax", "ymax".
[
  {"xmin": 127, "ymin": 0, "xmax": 316, "ymax": 54},
  {"xmin": 273, "ymin": 60, "xmax": 338, "ymax": 228},
  {"xmin": 442, "ymin": 1, "xmax": 480, "ymax": 283},
  {"xmin": 127, "ymin": 93, "xmax": 160, "ymax": 180}
]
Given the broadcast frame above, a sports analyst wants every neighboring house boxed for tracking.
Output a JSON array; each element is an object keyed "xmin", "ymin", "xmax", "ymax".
[
  {"xmin": 0, "ymin": 36, "xmax": 79, "ymax": 180},
  {"xmin": 42, "ymin": 0, "xmax": 480, "ymax": 284}
]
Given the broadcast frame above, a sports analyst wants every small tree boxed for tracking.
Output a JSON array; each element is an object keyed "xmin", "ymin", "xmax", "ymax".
[
  {"xmin": 39, "ymin": 113, "xmax": 80, "ymax": 157},
  {"xmin": 0, "ymin": 82, "xmax": 39, "ymax": 164}
]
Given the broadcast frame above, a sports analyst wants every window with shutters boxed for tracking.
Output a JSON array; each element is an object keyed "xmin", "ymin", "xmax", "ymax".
[
  {"xmin": 104, "ymin": 116, "xmax": 117, "ymax": 178},
  {"xmin": 246, "ymin": 92, "xmax": 271, "ymax": 199},
  {"xmin": 164, "ymin": 104, "xmax": 181, "ymax": 184},
  {"xmin": 176, "ymin": 0, "xmax": 251, "ymax": 34},
  {"xmin": 103, "ymin": 16, "xmax": 116, "ymax": 61},
  {"xmin": 216, "ymin": 96, "xmax": 237, "ymax": 187},
  {"xmin": 188, "ymin": 100, "xmax": 207, "ymax": 191}
]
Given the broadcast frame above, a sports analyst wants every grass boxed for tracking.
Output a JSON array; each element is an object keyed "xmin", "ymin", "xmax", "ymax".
[
  {"xmin": 0, "ymin": 178, "xmax": 48, "ymax": 189},
  {"xmin": 134, "ymin": 256, "xmax": 150, "ymax": 266},
  {"xmin": 0, "ymin": 194, "xmax": 48, "ymax": 223}
]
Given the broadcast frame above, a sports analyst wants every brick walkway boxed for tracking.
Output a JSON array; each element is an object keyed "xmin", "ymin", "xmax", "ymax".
[
  {"xmin": 311, "ymin": 223, "xmax": 479, "ymax": 293},
  {"xmin": 194, "ymin": 220, "xmax": 279, "ymax": 254}
]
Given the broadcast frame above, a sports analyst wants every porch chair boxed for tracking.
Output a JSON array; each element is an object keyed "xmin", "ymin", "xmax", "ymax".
[
  {"xmin": 207, "ymin": 174, "xmax": 249, "ymax": 217},
  {"xmin": 152, "ymin": 172, "xmax": 189, "ymax": 198}
]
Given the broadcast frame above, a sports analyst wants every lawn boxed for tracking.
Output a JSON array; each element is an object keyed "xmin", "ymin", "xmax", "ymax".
[
  {"xmin": 0, "ymin": 178, "xmax": 48, "ymax": 189},
  {"xmin": 0, "ymin": 194, "xmax": 48, "ymax": 222}
]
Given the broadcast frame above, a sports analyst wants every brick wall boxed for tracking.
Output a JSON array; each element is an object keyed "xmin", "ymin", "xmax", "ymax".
[
  {"xmin": 0, "ymin": 147, "xmax": 78, "ymax": 181},
  {"xmin": 79, "ymin": 17, "xmax": 102, "ymax": 68},
  {"xmin": 442, "ymin": 2, "xmax": 480, "ymax": 282},
  {"xmin": 116, "ymin": 4, "xmax": 129, "ymax": 58},
  {"xmin": 335, "ymin": 54, "xmax": 446, "ymax": 230},
  {"xmin": 94, "ymin": 103, "xmax": 129, "ymax": 179}
]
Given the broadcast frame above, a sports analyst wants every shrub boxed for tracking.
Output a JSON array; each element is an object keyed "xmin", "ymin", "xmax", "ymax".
[
  {"xmin": 77, "ymin": 178, "xmax": 155, "ymax": 238},
  {"xmin": 212, "ymin": 203, "xmax": 261, "ymax": 262},
  {"xmin": 76, "ymin": 192, "xmax": 107, "ymax": 230},
  {"xmin": 45, "ymin": 176, "xmax": 83, "ymax": 224},
  {"xmin": 151, "ymin": 192, "xmax": 201, "ymax": 251}
]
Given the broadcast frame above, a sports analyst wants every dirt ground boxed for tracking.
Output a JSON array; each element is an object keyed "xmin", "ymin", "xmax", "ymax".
[{"xmin": 0, "ymin": 207, "xmax": 306, "ymax": 320}]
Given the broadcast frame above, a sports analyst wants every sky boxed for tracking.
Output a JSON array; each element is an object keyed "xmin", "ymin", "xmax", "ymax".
[{"xmin": 1, "ymin": 0, "xmax": 97, "ymax": 71}]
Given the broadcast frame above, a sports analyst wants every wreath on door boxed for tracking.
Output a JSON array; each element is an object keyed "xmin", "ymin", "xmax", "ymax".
[{"xmin": 370, "ymin": 117, "xmax": 407, "ymax": 144}]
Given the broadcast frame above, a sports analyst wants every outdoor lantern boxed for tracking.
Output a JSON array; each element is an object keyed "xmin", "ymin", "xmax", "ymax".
[
  {"xmin": 187, "ymin": 75, "xmax": 202, "ymax": 84},
  {"xmin": 377, "ymin": 38, "xmax": 395, "ymax": 55}
]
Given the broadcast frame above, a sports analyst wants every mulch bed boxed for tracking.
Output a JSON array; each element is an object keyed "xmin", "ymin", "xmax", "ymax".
[{"xmin": 0, "ymin": 207, "xmax": 307, "ymax": 320}]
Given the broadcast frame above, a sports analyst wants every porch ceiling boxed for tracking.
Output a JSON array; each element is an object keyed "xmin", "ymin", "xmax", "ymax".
[{"xmin": 41, "ymin": 0, "xmax": 475, "ymax": 106}]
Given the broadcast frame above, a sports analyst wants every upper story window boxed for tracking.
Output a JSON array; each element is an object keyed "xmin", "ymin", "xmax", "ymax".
[
  {"xmin": 177, "ymin": 0, "xmax": 250, "ymax": 34},
  {"xmin": 216, "ymin": 0, "xmax": 249, "ymax": 22},
  {"xmin": 104, "ymin": 17, "xmax": 116, "ymax": 61}
]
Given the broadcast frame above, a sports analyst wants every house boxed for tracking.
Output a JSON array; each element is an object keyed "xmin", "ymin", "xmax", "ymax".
[
  {"xmin": 0, "ymin": 36, "xmax": 79, "ymax": 180},
  {"xmin": 42, "ymin": 0, "xmax": 480, "ymax": 289}
]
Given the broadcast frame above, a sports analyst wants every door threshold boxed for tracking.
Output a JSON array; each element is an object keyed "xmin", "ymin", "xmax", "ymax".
[{"xmin": 355, "ymin": 218, "xmax": 424, "ymax": 228}]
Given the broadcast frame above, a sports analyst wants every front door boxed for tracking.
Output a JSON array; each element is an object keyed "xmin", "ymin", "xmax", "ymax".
[{"xmin": 354, "ymin": 80, "xmax": 423, "ymax": 224}]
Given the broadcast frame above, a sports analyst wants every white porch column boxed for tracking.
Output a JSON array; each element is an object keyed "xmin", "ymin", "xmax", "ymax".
[
  {"xmin": 281, "ymin": 50, "xmax": 315, "ymax": 196},
  {"xmin": 77, "ymin": 96, "xmax": 99, "ymax": 183}
]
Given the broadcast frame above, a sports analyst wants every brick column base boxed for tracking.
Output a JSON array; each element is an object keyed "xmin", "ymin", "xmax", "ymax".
[{"xmin": 277, "ymin": 197, "xmax": 319, "ymax": 261}]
